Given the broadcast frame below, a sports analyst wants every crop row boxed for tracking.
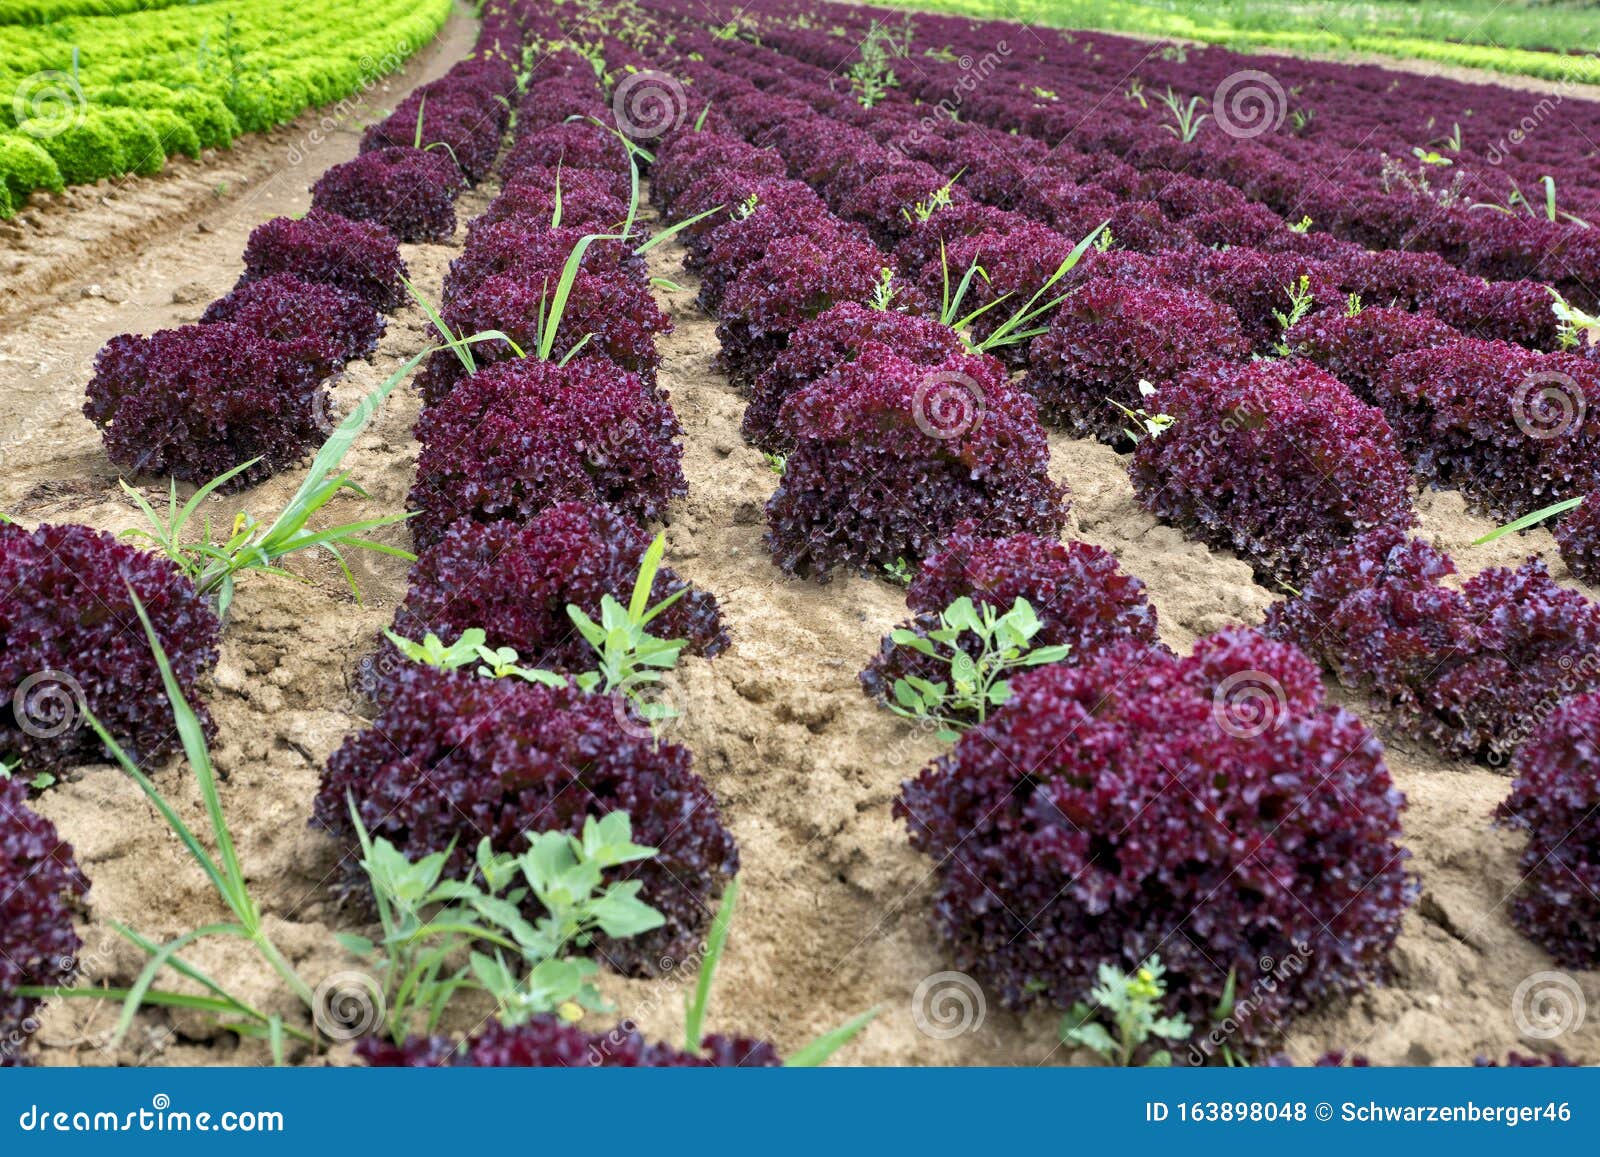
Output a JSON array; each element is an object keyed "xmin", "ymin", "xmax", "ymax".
[
  {"xmin": 751, "ymin": 2, "xmax": 1600, "ymax": 307},
  {"xmin": 0, "ymin": 0, "xmax": 452, "ymax": 216}
]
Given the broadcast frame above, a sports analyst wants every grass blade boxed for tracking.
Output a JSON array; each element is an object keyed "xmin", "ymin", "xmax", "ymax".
[
  {"xmin": 784, "ymin": 1007, "xmax": 880, "ymax": 1068},
  {"xmin": 1473, "ymin": 496, "xmax": 1584, "ymax": 544},
  {"xmin": 684, "ymin": 876, "xmax": 738, "ymax": 1053}
]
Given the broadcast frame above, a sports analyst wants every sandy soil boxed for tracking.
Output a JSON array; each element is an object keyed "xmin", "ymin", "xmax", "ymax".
[{"xmin": 3, "ymin": 4, "xmax": 1598, "ymax": 1068}]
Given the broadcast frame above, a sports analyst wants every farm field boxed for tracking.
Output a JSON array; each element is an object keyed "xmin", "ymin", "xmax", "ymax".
[
  {"xmin": 871, "ymin": 0, "xmax": 1600, "ymax": 85},
  {"xmin": 1, "ymin": 0, "xmax": 1599, "ymax": 1075}
]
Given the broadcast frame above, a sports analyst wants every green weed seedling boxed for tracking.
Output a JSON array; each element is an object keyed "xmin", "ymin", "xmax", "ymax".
[
  {"xmin": 1474, "ymin": 495, "xmax": 1586, "ymax": 546},
  {"xmin": 848, "ymin": 20, "xmax": 900, "ymax": 108},
  {"xmin": 1157, "ymin": 87, "xmax": 1208, "ymax": 141},
  {"xmin": 16, "ymin": 595, "xmax": 317, "ymax": 1064},
  {"xmin": 1271, "ymin": 273, "xmax": 1315, "ymax": 355},
  {"xmin": 346, "ymin": 805, "xmax": 663, "ymax": 1041},
  {"xmin": 389, "ymin": 533, "xmax": 692, "ymax": 734},
  {"xmin": 121, "ymin": 331, "xmax": 500, "ymax": 618},
  {"xmin": 1062, "ymin": 957, "xmax": 1193, "ymax": 1067},
  {"xmin": 1108, "ymin": 379, "xmax": 1175, "ymax": 443},
  {"xmin": 884, "ymin": 596, "xmax": 1071, "ymax": 740},
  {"xmin": 937, "ymin": 222, "xmax": 1107, "ymax": 357},
  {"xmin": 1550, "ymin": 287, "xmax": 1600, "ymax": 351}
]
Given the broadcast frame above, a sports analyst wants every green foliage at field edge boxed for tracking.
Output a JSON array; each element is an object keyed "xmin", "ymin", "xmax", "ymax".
[{"xmin": 0, "ymin": 0, "xmax": 453, "ymax": 217}]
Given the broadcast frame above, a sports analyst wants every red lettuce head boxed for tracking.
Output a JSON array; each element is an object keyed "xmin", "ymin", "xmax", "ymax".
[
  {"xmin": 313, "ymin": 666, "xmax": 738, "ymax": 976},
  {"xmin": 409, "ymin": 357, "xmax": 685, "ymax": 549},
  {"xmin": 766, "ymin": 345, "xmax": 1068, "ymax": 577},
  {"xmin": 1130, "ymin": 358, "xmax": 1416, "ymax": 585},
  {"xmin": 896, "ymin": 628, "xmax": 1414, "ymax": 1053}
]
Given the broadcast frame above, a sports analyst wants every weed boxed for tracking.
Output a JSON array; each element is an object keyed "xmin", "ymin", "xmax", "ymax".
[
  {"xmin": 1108, "ymin": 379, "xmax": 1175, "ymax": 442},
  {"xmin": 1472, "ymin": 174, "xmax": 1589, "ymax": 226},
  {"xmin": 1062, "ymin": 957, "xmax": 1193, "ymax": 1066},
  {"xmin": 1157, "ymin": 87, "xmax": 1207, "ymax": 140},
  {"xmin": 868, "ymin": 266, "xmax": 901, "ymax": 311},
  {"xmin": 119, "ymin": 350, "xmax": 438, "ymax": 618},
  {"xmin": 1549, "ymin": 288, "xmax": 1600, "ymax": 350},
  {"xmin": 394, "ymin": 533, "xmax": 691, "ymax": 734},
  {"xmin": 1271, "ymin": 274, "xmax": 1315, "ymax": 355},
  {"xmin": 849, "ymin": 20, "xmax": 900, "ymax": 108},
  {"xmin": 681, "ymin": 879, "xmax": 878, "ymax": 1065},
  {"xmin": 19, "ymin": 595, "xmax": 315, "ymax": 1063},
  {"xmin": 346, "ymin": 805, "xmax": 664, "ymax": 1040},
  {"xmin": 882, "ymin": 596, "xmax": 1070, "ymax": 740},
  {"xmin": 938, "ymin": 223, "xmax": 1107, "ymax": 356}
]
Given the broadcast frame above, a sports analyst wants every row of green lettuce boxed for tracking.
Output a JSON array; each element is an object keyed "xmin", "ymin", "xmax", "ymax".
[
  {"xmin": 0, "ymin": 0, "xmax": 453, "ymax": 217},
  {"xmin": 0, "ymin": 0, "xmax": 222, "ymax": 27},
  {"xmin": 870, "ymin": 0, "xmax": 1600, "ymax": 87}
]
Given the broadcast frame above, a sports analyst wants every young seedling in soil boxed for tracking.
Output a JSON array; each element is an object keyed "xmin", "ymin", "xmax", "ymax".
[
  {"xmin": 345, "ymin": 804, "xmax": 664, "ymax": 1042},
  {"xmin": 883, "ymin": 596, "xmax": 1071, "ymax": 740},
  {"xmin": 120, "ymin": 337, "xmax": 491, "ymax": 618},
  {"xmin": 390, "ymin": 534, "xmax": 694, "ymax": 735},
  {"xmin": 17, "ymin": 593, "xmax": 316, "ymax": 1063},
  {"xmin": 1061, "ymin": 957, "xmax": 1193, "ymax": 1067}
]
